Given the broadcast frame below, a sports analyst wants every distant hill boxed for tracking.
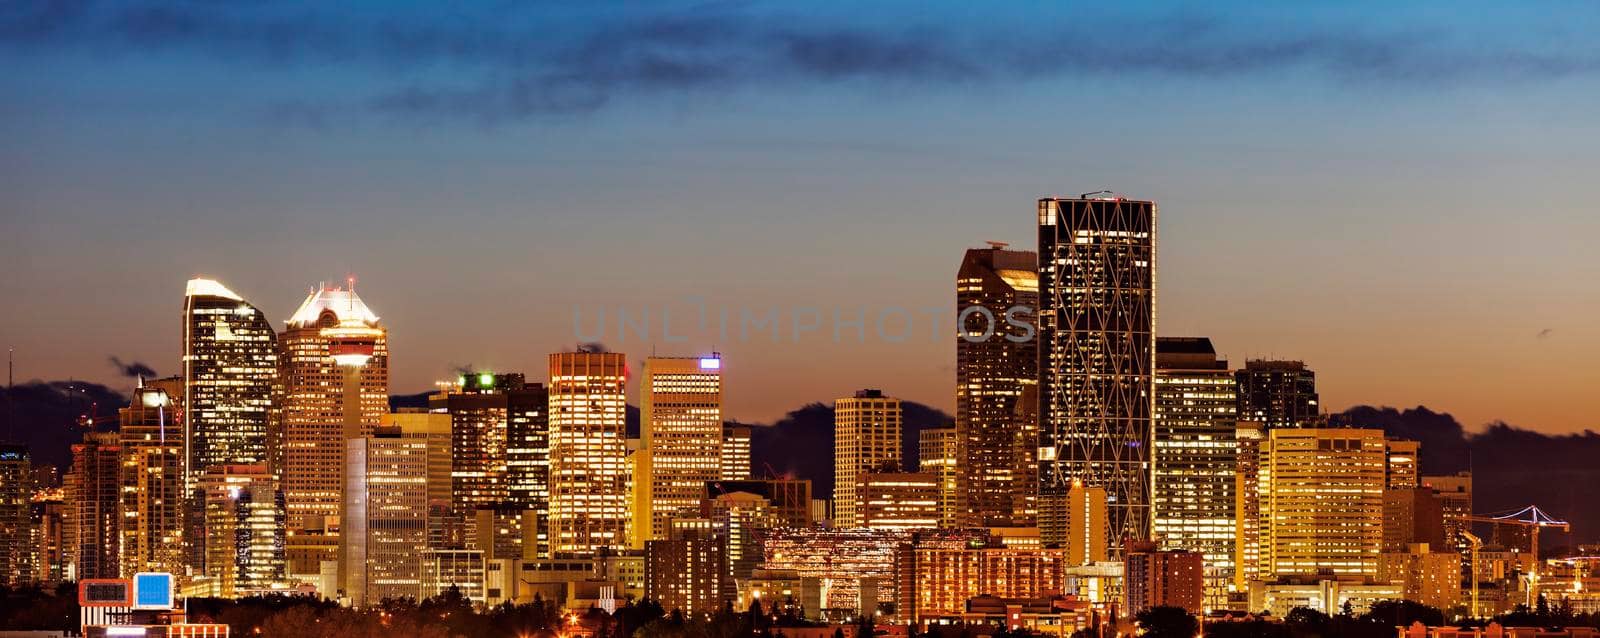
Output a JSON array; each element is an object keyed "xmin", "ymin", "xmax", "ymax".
[
  {"xmin": 0, "ymin": 380, "xmax": 128, "ymax": 470},
  {"xmin": 745, "ymin": 400, "xmax": 954, "ymax": 499}
]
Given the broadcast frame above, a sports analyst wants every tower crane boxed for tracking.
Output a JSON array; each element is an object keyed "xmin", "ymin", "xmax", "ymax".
[{"xmin": 1459, "ymin": 505, "xmax": 1571, "ymax": 607}]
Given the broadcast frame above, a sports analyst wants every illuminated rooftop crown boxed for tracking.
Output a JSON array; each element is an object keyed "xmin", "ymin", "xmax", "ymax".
[
  {"xmin": 185, "ymin": 278, "xmax": 243, "ymax": 301},
  {"xmin": 287, "ymin": 283, "xmax": 381, "ymax": 329}
]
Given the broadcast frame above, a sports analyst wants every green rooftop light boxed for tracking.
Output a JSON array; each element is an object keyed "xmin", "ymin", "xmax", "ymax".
[{"xmin": 479, "ymin": 372, "xmax": 494, "ymax": 386}]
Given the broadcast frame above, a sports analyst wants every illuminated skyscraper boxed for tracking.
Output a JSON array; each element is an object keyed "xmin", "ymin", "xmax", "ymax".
[
  {"xmin": 917, "ymin": 427, "xmax": 959, "ymax": 527},
  {"xmin": 548, "ymin": 351, "xmax": 629, "ymax": 556},
  {"xmin": 381, "ymin": 411, "xmax": 456, "ymax": 550},
  {"xmin": 200, "ymin": 464, "xmax": 285, "ymax": 596},
  {"xmin": 66, "ymin": 432, "xmax": 121, "ymax": 580},
  {"xmin": 280, "ymin": 283, "xmax": 388, "ymax": 534},
  {"xmin": 1152, "ymin": 337, "xmax": 1238, "ymax": 608},
  {"xmin": 1066, "ymin": 481, "xmax": 1108, "ymax": 566},
  {"xmin": 118, "ymin": 383, "xmax": 186, "ymax": 577},
  {"xmin": 1385, "ymin": 439, "xmax": 1421, "ymax": 489},
  {"xmin": 0, "ymin": 444, "xmax": 33, "ymax": 586},
  {"xmin": 344, "ymin": 428, "xmax": 429, "ymax": 606},
  {"xmin": 955, "ymin": 244, "xmax": 1039, "ymax": 528},
  {"xmin": 1423, "ymin": 472, "xmax": 1473, "ymax": 560},
  {"xmin": 1235, "ymin": 360, "xmax": 1320, "ymax": 429},
  {"xmin": 1036, "ymin": 195, "xmax": 1156, "ymax": 551},
  {"xmin": 721, "ymin": 423, "xmax": 752, "ymax": 481},
  {"xmin": 642, "ymin": 355, "xmax": 723, "ymax": 543},
  {"xmin": 430, "ymin": 373, "xmax": 548, "ymax": 526},
  {"xmin": 1259, "ymin": 428, "xmax": 1385, "ymax": 578},
  {"xmin": 833, "ymin": 389, "xmax": 902, "ymax": 528},
  {"xmin": 1233, "ymin": 421, "xmax": 1265, "ymax": 589},
  {"xmin": 182, "ymin": 278, "xmax": 280, "ymax": 484}
]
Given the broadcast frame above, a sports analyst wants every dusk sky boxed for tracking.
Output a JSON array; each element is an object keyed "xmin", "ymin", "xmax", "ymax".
[{"xmin": 3, "ymin": 2, "xmax": 1597, "ymax": 433}]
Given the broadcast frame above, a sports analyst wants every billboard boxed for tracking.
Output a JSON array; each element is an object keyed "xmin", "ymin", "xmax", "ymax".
[
  {"xmin": 132, "ymin": 572, "xmax": 175, "ymax": 610},
  {"xmin": 79, "ymin": 579, "xmax": 134, "ymax": 607}
]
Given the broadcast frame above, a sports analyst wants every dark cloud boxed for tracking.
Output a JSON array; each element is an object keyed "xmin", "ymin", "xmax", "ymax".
[
  {"xmin": 6, "ymin": 2, "xmax": 1600, "ymax": 122},
  {"xmin": 107, "ymin": 356, "xmax": 157, "ymax": 379}
]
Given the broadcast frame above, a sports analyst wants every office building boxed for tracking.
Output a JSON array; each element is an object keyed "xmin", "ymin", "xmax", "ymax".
[
  {"xmin": 1424, "ymin": 472, "xmax": 1473, "ymax": 558},
  {"xmin": 955, "ymin": 244, "xmax": 1039, "ymax": 528},
  {"xmin": 343, "ymin": 428, "xmax": 430, "ymax": 606},
  {"xmin": 705, "ymin": 490, "xmax": 778, "ymax": 584},
  {"xmin": 472, "ymin": 505, "xmax": 537, "ymax": 562},
  {"xmin": 548, "ymin": 351, "xmax": 629, "ymax": 555},
  {"xmin": 900, "ymin": 542, "xmax": 1071, "ymax": 623},
  {"xmin": 722, "ymin": 423, "xmax": 752, "ymax": 481},
  {"xmin": 705, "ymin": 479, "xmax": 813, "ymax": 528},
  {"xmin": 833, "ymin": 389, "xmax": 902, "ymax": 528},
  {"xmin": 1234, "ymin": 420, "xmax": 1265, "ymax": 588},
  {"xmin": 0, "ymin": 444, "xmax": 33, "ymax": 586},
  {"xmin": 430, "ymin": 372, "xmax": 549, "ymax": 544},
  {"xmin": 917, "ymin": 427, "xmax": 959, "ymax": 528},
  {"xmin": 858, "ymin": 471, "xmax": 941, "ymax": 532},
  {"xmin": 642, "ymin": 355, "xmax": 724, "ymax": 544},
  {"xmin": 760, "ymin": 528, "xmax": 900, "ymax": 613},
  {"xmin": 380, "ymin": 411, "xmax": 455, "ymax": 543},
  {"xmin": 1383, "ymin": 486, "xmax": 1447, "ymax": 552},
  {"xmin": 421, "ymin": 549, "xmax": 486, "ymax": 603},
  {"xmin": 1260, "ymin": 428, "xmax": 1386, "ymax": 578},
  {"xmin": 182, "ymin": 278, "xmax": 279, "ymax": 484},
  {"xmin": 1386, "ymin": 439, "xmax": 1421, "ymax": 489},
  {"xmin": 1152, "ymin": 337, "xmax": 1238, "ymax": 608},
  {"xmin": 1124, "ymin": 540, "xmax": 1205, "ymax": 614},
  {"xmin": 1066, "ymin": 481, "xmax": 1108, "ymax": 566},
  {"xmin": 281, "ymin": 283, "xmax": 389, "ymax": 534},
  {"xmin": 118, "ymin": 384, "xmax": 186, "ymax": 577},
  {"xmin": 1235, "ymin": 360, "xmax": 1319, "ymax": 429},
  {"xmin": 200, "ymin": 464, "xmax": 285, "ymax": 596},
  {"xmin": 32, "ymin": 495, "xmax": 66, "ymax": 584},
  {"xmin": 1037, "ymin": 195, "xmax": 1156, "ymax": 552},
  {"xmin": 1378, "ymin": 543, "xmax": 1461, "ymax": 611},
  {"xmin": 66, "ymin": 432, "xmax": 121, "ymax": 580}
]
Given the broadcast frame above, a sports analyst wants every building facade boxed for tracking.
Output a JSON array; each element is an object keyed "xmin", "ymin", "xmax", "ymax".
[
  {"xmin": 955, "ymin": 244, "xmax": 1039, "ymax": 528},
  {"xmin": 66, "ymin": 432, "xmax": 122, "ymax": 580},
  {"xmin": 917, "ymin": 427, "xmax": 959, "ymax": 528},
  {"xmin": 1235, "ymin": 360, "xmax": 1320, "ymax": 429},
  {"xmin": 833, "ymin": 390, "xmax": 902, "ymax": 529},
  {"xmin": 642, "ymin": 356, "xmax": 724, "ymax": 544},
  {"xmin": 118, "ymin": 385, "xmax": 186, "ymax": 577},
  {"xmin": 1152, "ymin": 337, "xmax": 1238, "ymax": 608},
  {"xmin": 1036, "ymin": 195, "xmax": 1156, "ymax": 552},
  {"xmin": 343, "ymin": 429, "xmax": 430, "ymax": 606},
  {"xmin": 548, "ymin": 351, "xmax": 629, "ymax": 556},
  {"xmin": 0, "ymin": 444, "xmax": 33, "ymax": 586},
  {"xmin": 182, "ymin": 278, "xmax": 279, "ymax": 486},
  {"xmin": 1124, "ymin": 541, "xmax": 1205, "ymax": 614},
  {"xmin": 200, "ymin": 464, "xmax": 285, "ymax": 596},
  {"xmin": 721, "ymin": 423, "xmax": 752, "ymax": 481},
  {"xmin": 1260, "ymin": 428, "xmax": 1386, "ymax": 579},
  {"xmin": 857, "ymin": 472, "xmax": 942, "ymax": 532}
]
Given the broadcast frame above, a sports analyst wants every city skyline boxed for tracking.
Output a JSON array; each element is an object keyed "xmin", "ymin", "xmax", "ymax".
[{"xmin": 4, "ymin": 3, "xmax": 1599, "ymax": 436}]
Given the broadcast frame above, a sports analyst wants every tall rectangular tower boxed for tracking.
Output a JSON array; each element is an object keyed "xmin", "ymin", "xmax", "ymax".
[
  {"xmin": 1235, "ymin": 360, "xmax": 1320, "ymax": 429},
  {"xmin": 720, "ymin": 423, "xmax": 752, "ymax": 481},
  {"xmin": 0, "ymin": 444, "xmax": 34, "ymax": 586},
  {"xmin": 182, "ymin": 278, "xmax": 279, "ymax": 486},
  {"xmin": 642, "ymin": 355, "xmax": 723, "ymax": 543},
  {"xmin": 118, "ymin": 384, "xmax": 186, "ymax": 577},
  {"xmin": 1260, "ymin": 428, "xmax": 1386, "ymax": 578},
  {"xmin": 66, "ymin": 432, "xmax": 121, "ymax": 580},
  {"xmin": 548, "ymin": 351, "xmax": 629, "ymax": 556},
  {"xmin": 917, "ymin": 427, "xmax": 959, "ymax": 528},
  {"xmin": 1036, "ymin": 195, "xmax": 1156, "ymax": 551},
  {"xmin": 955, "ymin": 245, "xmax": 1039, "ymax": 527},
  {"xmin": 833, "ymin": 389, "xmax": 902, "ymax": 528},
  {"xmin": 1153, "ymin": 337, "xmax": 1238, "ymax": 608},
  {"xmin": 344, "ymin": 429, "xmax": 429, "ymax": 606}
]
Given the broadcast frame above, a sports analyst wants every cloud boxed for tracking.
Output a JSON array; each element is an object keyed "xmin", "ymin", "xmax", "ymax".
[
  {"xmin": 6, "ymin": 2, "xmax": 1600, "ymax": 122},
  {"xmin": 107, "ymin": 355, "xmax": 157, "ymax": 379}
]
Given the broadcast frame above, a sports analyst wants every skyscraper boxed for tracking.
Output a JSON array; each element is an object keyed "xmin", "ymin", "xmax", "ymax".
[
  {"xmin": 955, "ymin": 244, "xmax": 1039, "ymax": 528},
  {"xmin": 1233, "ymin": 420, "xmax": 1265, "ymax": 589},
  {"xmin": 200, "ymin": 464, "xmax": 285, "ymax": 597},
  {"xmin": 0, "ymin": 444, "xmax": 33, "ymax": 586},
  {"xmin": 1385, "ymin": 439, "xmax": 1421, "ymax": 489},
  {"xmin": 833, "ymin": 389, "xmax": 902, "ymax": 528},
  {"xmin": 1036, "ymin": 194, "xmax": 1157, "ymax": 551},
  {"xmin": 280, "ymin": 283, "xmax": 389, "ymax": 534},
  {"xmin": 343, "ymin": 428, "xmax": 429, "ymax": 606},
  {"xmin": 721, "ymin": 423, "xmax": 752, "ymax": 481},
  {"xmin": 118, "ymin": 383, "xmax": 186, "ymax": 577},
  {"xmin": 182, "ymin": 278, "xmax": 280, "ymax": 485},
  {"xmin": 1259, "ymin": 428, "xmax": 1386, "ymax": 578},
  {"xmin": 1153, "ymin": 337, "xmax": 1238, "ymax": 608},
  {"xmin": 642, "ymin": 355, "xmax": 723, "ymax": 544},
  {"xmin": 66, "ymin": 431, "xmax": 121, "ymax": 580},
  {"xmin": 1235, "ymin": 360, "xmax": 1320, "ymax": 429},
  {"xmin": 917, "ymin": 427, "xmax": 959, "ymax": 528},
  {"xmin": 430, "ymin": 373, "xmax": 547, "ymax": 523},
  {"xmin": 548, "ymin": 351, "xmax": 629, "ymax": 556}
]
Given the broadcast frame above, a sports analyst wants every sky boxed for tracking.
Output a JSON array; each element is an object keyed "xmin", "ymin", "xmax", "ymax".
[{"xmin": 2, "ymin": 1, "xmax": 1598, "ymax": 433}]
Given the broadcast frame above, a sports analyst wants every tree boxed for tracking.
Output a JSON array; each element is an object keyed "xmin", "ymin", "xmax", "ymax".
[{"xmin": 1135, "ymin": 606, "xmax": 1199, "ymax": 638}]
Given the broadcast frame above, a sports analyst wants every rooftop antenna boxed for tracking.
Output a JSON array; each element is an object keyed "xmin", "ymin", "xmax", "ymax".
[
  {"xmin": 985, "ymin": 241, "xmax": 1009, "ymax": 250},
  {"xmin": 5, "ymin": 348, "xmax": 11, "ymax": 441},
  {"xmin": 347, "ymin": 275, "xmax": 357, "ymax": 314}
]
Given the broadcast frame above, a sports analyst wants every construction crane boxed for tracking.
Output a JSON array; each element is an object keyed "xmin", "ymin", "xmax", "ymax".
[
  {"xmin": 1460, "ymin": 505, "xmax": 1571, "ymax": 606},
  {"xmin": 1461, "ymin": 531, "xmax": 1483, "ymax": 618}
]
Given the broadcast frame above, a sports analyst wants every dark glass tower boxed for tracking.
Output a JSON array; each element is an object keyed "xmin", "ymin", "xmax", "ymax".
[
  {"xmin": 182, "ymin": 278, "xmax": 280, "ymax": 484},
  {"xmin": 955, "ymin": 244, "xmax": 1038, "ymax": 527},
  {"xmin": 1235, "ymin": 360, "xmax": 1320, "ymax": 428},
  {"xmin": 1036, "ymin": 194, "xmax": 1156, "ymax": 552}
]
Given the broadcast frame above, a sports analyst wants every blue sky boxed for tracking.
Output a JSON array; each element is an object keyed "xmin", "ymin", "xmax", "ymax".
[{"xmin": 3, "ymin": 1, "xmax": 1598, "ymax": 431}]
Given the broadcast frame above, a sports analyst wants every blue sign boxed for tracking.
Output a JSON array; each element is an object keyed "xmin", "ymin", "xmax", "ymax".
[{"xmin": 132, "ymin": 572, "xmax": 174, "ymax": 610}]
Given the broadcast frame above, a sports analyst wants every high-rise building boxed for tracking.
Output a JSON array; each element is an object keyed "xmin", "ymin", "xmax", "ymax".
[
  {"xmin": 32, "ymin": 495, "xmax": 66, "ymax": 585},
  {"xmin": 430, "ymin": 373, "xmax": 548, "ymax": 539},
  {"xmin": 1378, "ymin": 543, "xmax": 1461, "ymax": 611},
  {"xmin": 955, "ymin": 244, "xmax": 1039, "ymax": 528},
  {"xmin": 1423, "ymin": 472, "xmax": 1473, "ymax": 559},
  {"xmin": 645, "ymin": 519, "xmax": 729, "ymax": 615},
  {"xmin": 182, "ymin": 278, "xmax": 280, "ymax": 485},
  {"xmin": 1233, "ymin": 421, "xmax": 1265, "ymax": 588},
  {"xmin": 721, "ymin": 423, "xmax": 752, "ymax": 481},
  {"xmin": 705, "ymin": 490, "xmax": 779, "ymax": 586},
  {"xmin": 857, "ymin": 471, "xmax": 941, "ymax": 532},
  {"xmin": 199, "ymin": 464, "xmax": 285, "ymax": 597},
  {"xmin": 642, "ymin": 355, "xmax": 723, "ymax": 544},
  {"xmin": 1124, "ymin": 540, "xmax": 1206, "ymax": 614},
  {"xmin": 1382, "ymin": 487, "xmax": 1446, "ymax": 552},
  {"xmin": 833, "ymin": 389, "xmax": 902, "ymax": 528},
  {"xmin": 343, "ymin": 428, "xmax": 429, "ymax": 606},
  {"xmin": 1037, "ymin": 195, "xmax": 1156, "ymax": 552},
  {"xmin": 118, "ymin": 384, "xmax": 186, "ymax": 577},
  {"xmin": 0, "ymin": 444, "xmax": 33, "ymax": 586},
  {"xmin": 1235, "ymin": 360, "xmax": 1320, "ymax": 429},
  {"xmin": 1385, "ymin": 439, "xmax": 1421, "ymax": 489},
  {"xmin": 66, "ymin": 432, "xmax": 121, "ymax": 580},
  {"xmin": 1259, "ymin": 428, "xmax": 1385, "ymax": 579},
  {"xmin": 917, "ymin": 427, "xmax": 959, "ymax": 528},
  {"xmin": 1066, "ymin": 481, "xmax": 1108, "ymax": 566},
  {"xmin": 380, "ymin": 411, "xmax": 455, "ymax": 548},
  {"xmin": 1153, "ymin": 337, "xmax": 1238, "ymax": 608},
  {"xmin": 705, "ymin": 479, "xmax": 813, "ymax": 529},
  {"xmin": 548, "ymin": 351, "xmax": 629, "ymax": 556},
  {"xmin": 281, "ymin": 283, "xmax": 389, "ymax": 534}
]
